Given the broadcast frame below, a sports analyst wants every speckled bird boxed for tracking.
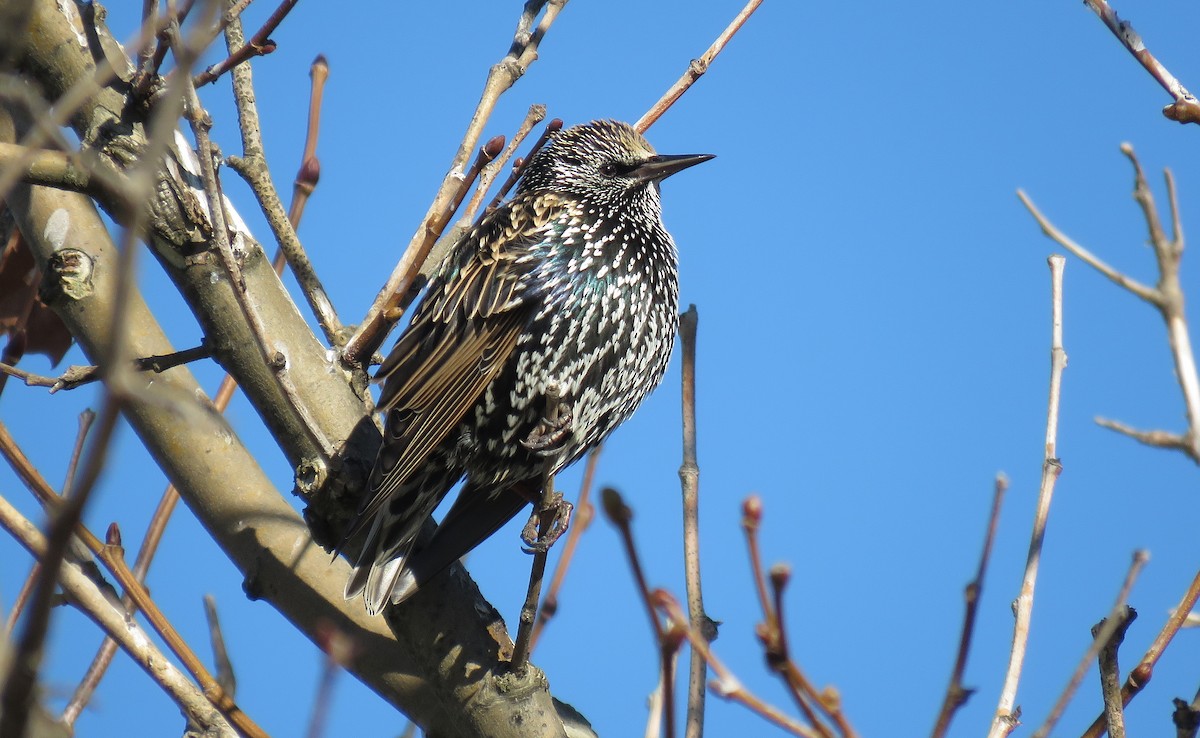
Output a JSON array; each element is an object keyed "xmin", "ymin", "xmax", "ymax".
[{"xmin": 344, "ymin": 120, "xmax": 712, "ymax": 614}]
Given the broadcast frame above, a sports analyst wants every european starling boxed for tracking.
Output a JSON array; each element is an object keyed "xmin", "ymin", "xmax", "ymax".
[{"xmin": 344, "ymin": 120, "xmax": 712, "ymax": 614}]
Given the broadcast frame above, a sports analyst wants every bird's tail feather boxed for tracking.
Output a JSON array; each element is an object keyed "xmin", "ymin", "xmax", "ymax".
[
  {"xmin": 382, "ymin": 482, "xmax": 531, "ymax": 605},
  {"xmin": 344, "ymin": 464, "xmax": 458, "ymax": 614}
]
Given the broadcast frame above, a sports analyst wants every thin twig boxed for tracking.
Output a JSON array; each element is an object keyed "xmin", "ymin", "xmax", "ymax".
[
  {"xmin": 100, "ymin": 524, "xmax": 268, "ymax": 738},
  {"xmin": 204, "ymin": 595, "xmax": 237, "ymax": 696},
  {"xmin": 530, "ymin": 446, "xmax": 601, "ymax": 651},
  {"xmin": 1031, "ymin": 551, "xmax": 1149, "ymax": 738},
  {"xmin": 62, "ymin": 475, "xmax": 183, "ymax": 726},
  {"xmin": 304, "ymin": 624, "xmax": 355, "ymax": 738},
  {"xmin": 137, "ymin": 0, "xmax": 160, "ymax": 72},
  {"xmin": 511, "ymin": 383, "xmax": 563, "ymax": 674},
  {"xmin": 0, "ymin": 397, "xmax": 121, "ymax": 738},
  {"xmin": 132, "ymin": 0, "xmax": 200, "ymax": 97},
  {"xmin": 654, "ymin": 589, "xmax": 821, "ymax": 738},
  {"xmin": 485, "ymin": 118, "xmax": 563, "ymax": 214},
  {"xmin": 1095, "ymin": 607, "xmax": 1138, "ymax": 738},
  {"xmin": 62, "ymin": 110, "xmax": 307, "ymax": 720},
  {"xmin": 0, "ymin": 565, "xmax": 38, "ymax": 642},
  {"xmin": 988, "ymin": 255, "xmax": 1068, "ymax": 738},
  {"xmin": 1121, "ymin": 146, "xmax": 1200, "ymax": 463},
  {"xmin": 0, "ymin": 344, "xmax": 210, "ymax": 393},
  {"xmin": 410, "ymin": 135, "xmax": 510, "ymax": 304},
  {"xmin": 62, "ymin": 409, "xmax": 95, "ymax": 506},
  {"xmin": 0, "ymin": 419, "xmax": 266, "ymax": 737},
  {"xmin": 742, "ymin": 498, "xmax": 825, "ymax": 734},
  {"xmin": 772, "ymin": 565, "xmax": 855, "ymax": 738},
  {"xmin": 742, "ymin": 495, "xmax": 772, "ymax": 627},
  {"xmin": 603, "ymin": 488, "xmax": 674, "ymax": 738},
  {"xmin": 461, "ymin": 105, "xmax": 546, "ymax": 226},
  {"xmin": 1081, "ymin": 0, "xmax": 1200, "ymax": 124},
  {"xmin": 1020, "ymin": 145, "xmax": 1200, "ymax": 464},
  {"xmin": 289, "ymin": 55, "xmax": 327, "ymax": 230},
  {"xmin": 634, "ymin": 0, "xmax": 764, "ymax": 133},
  {"xmin": 1016, "ymin": 190, "xmax": 1158, "ymax": 304},
  {"xmin": 930, "ymin": 473, "xmax": 1009, "ymax": 738},
  {"xmin": 1080, "ymin": 568, "xmax": 1200, "ymax": 738},
  {"xmin": 0, "ymin": 493, "xmax": 237, "ymax": 737},
  {"xmin": 342, "ymin": 0, "xmax": 568, "ymax": 367},
  {"xmin": 678, "ymin": 304, "xmax": 708, "ymax": 738},
  {"xmin": 743, "ymin": 495, "xmax": 850, "ymax": 738},
  {"xmin": 193, "ymin": 0, "xmax": 298, "ymax": 88},
  {"xmin": 223, "ymin": 12, "xmax": 343, "ymax": 345}
]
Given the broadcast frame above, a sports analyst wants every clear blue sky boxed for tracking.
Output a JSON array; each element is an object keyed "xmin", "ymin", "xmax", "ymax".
[{"xmin": 3, "ymin": 1, "xmax": 1199, "ymax": 736}]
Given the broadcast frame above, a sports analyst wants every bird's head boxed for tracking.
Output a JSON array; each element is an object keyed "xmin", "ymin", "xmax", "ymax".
[{"xmin": 516, "ymin": 120, "xmax": 713, "ymax": 206}]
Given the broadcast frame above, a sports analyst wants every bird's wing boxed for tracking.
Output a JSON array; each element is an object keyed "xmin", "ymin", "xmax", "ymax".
[{"xmin": 344, "ymin": 199, "xmax": 564, "ymax": 540}]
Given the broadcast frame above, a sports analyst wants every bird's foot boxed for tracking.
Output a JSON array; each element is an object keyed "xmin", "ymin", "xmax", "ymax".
[
  {"xmin": 521, "ymin": 402, "xmax": 574, "ymax": 457},
  {"xmin": 520, "ymin": 493, "xmax": 574, "ymax": 553}
]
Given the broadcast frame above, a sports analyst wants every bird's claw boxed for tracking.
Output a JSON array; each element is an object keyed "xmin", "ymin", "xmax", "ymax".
[
  {"xmin": 521, "ymin": 402, "xmax": 574, "ymax": 457},
  {"xmin": 521, "ymin": 493, "xmax": 574, "ymax": 553}
]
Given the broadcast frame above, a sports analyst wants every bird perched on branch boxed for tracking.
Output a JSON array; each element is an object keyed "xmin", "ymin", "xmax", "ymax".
[{"xmin": 344, "ymin": 119, "xmax": 712, "ymax": 614}]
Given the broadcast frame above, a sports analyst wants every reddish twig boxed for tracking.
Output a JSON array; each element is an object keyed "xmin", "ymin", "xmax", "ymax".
[
  {"xmin": 485, "ymin": 118, "xmax": 563, "ymax": 215},
  {"xmin": 602, "ymin": 487, "xmax": 674, "ymax": 738},
  {"xmin": 529, "ymin": 446, "xmax": 601, "ymax": 651},
  {"xmin": 635, "ymin": 0, "xmax": 764, "ymax": 133},
  {"xmin": 655, "ymin": 589, "xmax": 821, "ymax": 738},
  {"xmin": 1081, "ymin": 0, "xmax": 1200, "ymax": 124},
  {"xmin": 344, "ymin": 134, "xmax": 504, "ymax": 361},
  {"xmin": 0, "ymin": 564, "xmax": 38, "ymax": 642},
  {"xmin": 743, "ymin": 495, "xmax": 853, "ymax": 738},
  {"xmin": 1032, "ymin": 551, "xmax": 1148, "ymax": 738},
  {"xmin": 289, "ymin": 55, "xmax": 327, "ymax": 229},
  {"xmin": 1079, "ymin": 568, "xmax": 1200, "ymax": 738},
  {"xmin": 930, "ymin": 474, "xmax": 1009, "ymax": 738},
  {"xmin": 0, "ymin": 386, "xmax": 120, "ymax": 738},
  {"xmin": 193, "ymin": 0, "xmax": 299, "ymax": 87},
  {"xmin": 459, "ymin": 105, "xmax": 546, "ymax": 228}
]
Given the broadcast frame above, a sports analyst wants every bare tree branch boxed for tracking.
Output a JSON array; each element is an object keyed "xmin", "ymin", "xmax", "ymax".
[
  {"xmin": 678, "ymin": 305, "xmax": 709, "ymax": 738},
  {"xmin": 1032, "ymin": 552, "xmax": 1148, "ymax": 738},
  {"xmin": 1080, "ymin": 568, "xmax": 1200, "ymax": 738},
  {"xmin": 930, "ymin": 474, "xmax": 1008, "ymax": 738},
  {"xmin": 635, "ymin": 0, "xmax": 764, "ymax": 133},
  {"xmin": 988, "ymin": 255, "xmax": 1068, "ymax": 738},
  {"xmin": 1081, "ymin": 0, "xmax": 1200, "ymax": 124},
  {"xmin": 7, "ymin": 2, "xmax": 571, "ymax": 734},
  {"xmin": 343, "ymin": 0, "xmax": 568, "ymax": 367},
  {"xmin": 1019, "ymin": 146, "xmax": 1200, "ymax": 464},
  {"xmin": 0, "ymin": 493, "xmax": 238, "ymax": 738}
]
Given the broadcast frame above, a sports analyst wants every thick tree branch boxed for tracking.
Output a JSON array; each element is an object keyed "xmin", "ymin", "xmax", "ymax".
[{"xmin": 6, "ymin": 2, "xmax": 570, "ymax": 734}]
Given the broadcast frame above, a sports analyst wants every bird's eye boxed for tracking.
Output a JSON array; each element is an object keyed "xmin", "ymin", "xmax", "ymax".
[{"xmin": 600, "ymin": 162, "xmax": 619, "ymax": 177}]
